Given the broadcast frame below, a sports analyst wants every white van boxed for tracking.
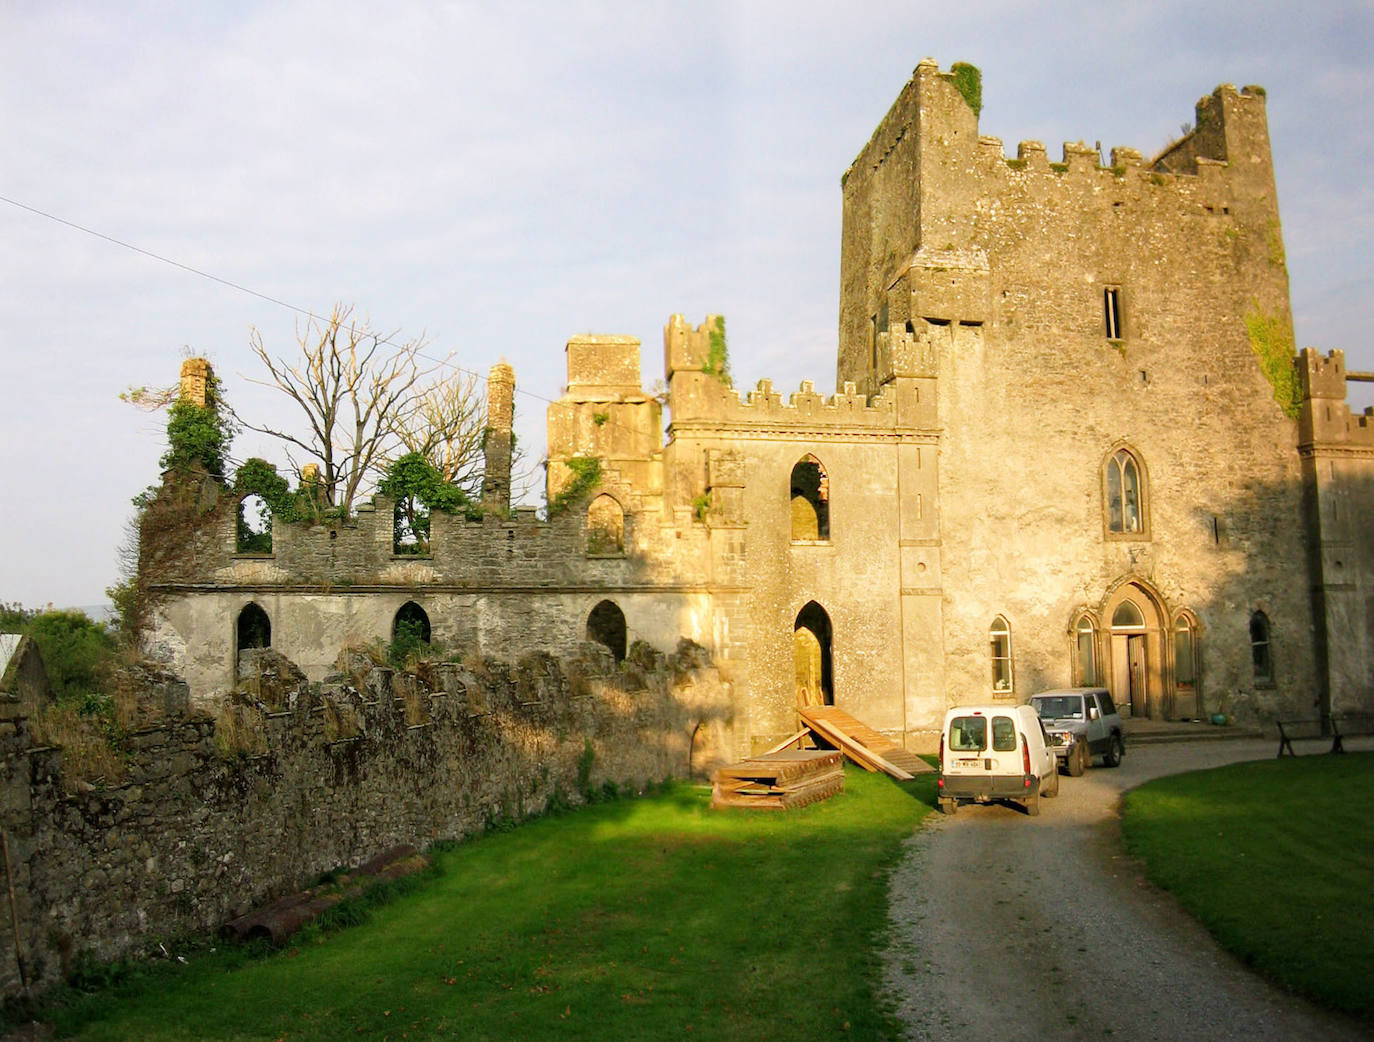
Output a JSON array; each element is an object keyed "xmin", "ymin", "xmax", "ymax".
[{"xmin": 937, "ymin": 704, "xmax": 1058, "ymax": 816}]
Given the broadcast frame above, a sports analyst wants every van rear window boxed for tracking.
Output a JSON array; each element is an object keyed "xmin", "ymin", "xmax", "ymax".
[
  {"xmin": 949, "ymin": 717, "xmax": 986, "ymax": 751},
  {"xmin": 991, "ymin": 716, "xmax": 1017, "ymax": 751}
]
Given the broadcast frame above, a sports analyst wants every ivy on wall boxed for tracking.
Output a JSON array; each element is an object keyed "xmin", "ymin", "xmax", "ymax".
[
  {"xmin": 1244, "ymin": 307, "xmax": 1301, "ymax": 419},
  {"xmin": 161, "ymin": 371, "xmax": 234, "ymax": 479},
  {"xmin": 547, "ymin": 457, "xmax": 602, "ymax": 517},
  {"xmin": 703, "ymin": 315, "xmax": 731, "ymax": 385}
]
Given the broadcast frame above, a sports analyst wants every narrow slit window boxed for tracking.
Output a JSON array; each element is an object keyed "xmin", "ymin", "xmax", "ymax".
[
  {"xmin": 1250, "ymin": 611, "xmax": 1273, "ymax": 684},
  {"xmin": 1104, "ymin": 287, "xmax": 1122, "ymax": 340}
]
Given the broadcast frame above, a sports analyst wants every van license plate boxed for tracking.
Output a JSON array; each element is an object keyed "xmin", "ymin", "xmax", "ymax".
[{"xmin": 957, "ymin": 758, "xmax": 980, "ymax": 767}]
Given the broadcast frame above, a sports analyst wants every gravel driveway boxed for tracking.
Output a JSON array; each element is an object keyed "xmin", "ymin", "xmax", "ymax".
[{"xmin": 884, "ymin": 737, "xmax": 1374, "ymax": 1041}]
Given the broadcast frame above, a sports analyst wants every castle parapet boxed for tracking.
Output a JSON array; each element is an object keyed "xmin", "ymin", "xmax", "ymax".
[{"xmin": 1298, "ymin": 349, "xmax": 1374, "ymax": 451}]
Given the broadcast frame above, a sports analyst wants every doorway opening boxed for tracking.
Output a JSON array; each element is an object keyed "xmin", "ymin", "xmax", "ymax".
[{"xmin": 793, "ymin": 601, "xmax": 833, "ymax": 707}]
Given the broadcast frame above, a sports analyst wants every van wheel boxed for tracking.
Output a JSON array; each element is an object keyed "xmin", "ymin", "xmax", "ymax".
[
  {"xmin": 1044, "ymin": 769, "xmax": 1060, "ymax": 798},
  {"xmin": 1025, "ymin": 792, "xmax": 1040, "ymax": 817},
  {"xmin": 1067, "ymin": 741, "xmax": 1087, "ymax": 777},
  {"xmin": 1103, "ymin": 734, "xmax": 1124, "ymax": 768},
  {"xmin": 939, "ymin": 797, "xmax": 958, "ymax": 815}
]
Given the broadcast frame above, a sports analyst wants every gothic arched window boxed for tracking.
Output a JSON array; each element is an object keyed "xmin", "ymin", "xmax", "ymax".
[{"xmin": 1104, "ymin": 447, "xmax": 1148, "ymax": 538}]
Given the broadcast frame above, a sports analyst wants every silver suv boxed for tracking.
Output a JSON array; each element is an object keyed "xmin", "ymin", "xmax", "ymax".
[{"xmin": 1028, "ymin": 688, "xmax": 1124, "ymax": 776}]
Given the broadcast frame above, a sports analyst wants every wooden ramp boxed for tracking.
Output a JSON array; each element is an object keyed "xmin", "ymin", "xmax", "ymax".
[
  {"xmin": 710, "ymin": 750, "xmax": 844, "ymax": 810},
  {"xmin": 797, "ymin": 706, "xmax": 934, "ymax": 780}
]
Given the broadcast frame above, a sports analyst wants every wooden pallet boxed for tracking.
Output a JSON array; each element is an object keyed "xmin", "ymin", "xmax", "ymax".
[
  {"xmin": 797, "ymin": 706, "xmax": 933, "ymax": 779},
  {"xmin": 710, "ymin": 750, "xmax": 844, "ymax": 810}
]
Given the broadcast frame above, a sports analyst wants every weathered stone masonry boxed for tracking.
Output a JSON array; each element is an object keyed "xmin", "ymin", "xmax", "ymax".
[
  {"xmin": 0, "ymin": 643, "xmax": 728, "ymax": 995},
  {"xmin": 7, "ymin": 58, "xmax": 1373, "ymax": 1000}
]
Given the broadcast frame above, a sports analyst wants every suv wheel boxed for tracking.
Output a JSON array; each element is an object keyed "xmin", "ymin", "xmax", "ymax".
[
  {"xmin": 939, "ymin": 797, "xmax": 958, "ymax": 815},
  {"xmin": 1103, "ymin": 734, "xmax": 1124, "ymax": 768},
  {"xmin": 1067, "ymin": 740, "xmax": 1087, "ymax": 777},
  {"xmin": 1025, "ymin": 791, "xmax": 1041, "ymax": 817}
]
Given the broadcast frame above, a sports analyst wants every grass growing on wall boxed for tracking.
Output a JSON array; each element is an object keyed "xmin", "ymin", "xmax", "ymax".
[
  {"xmin": 943, "ymin": 62, "xmax": 982, "ymax": 118},
  {"xmin": 1244, "ymin": 307, "xmax": 1301, "ymax": 418},
  {"xmin": 40, "ymin": 770, "xmax": 933, "ymax": 1041},
  {"xmin": 1122, "ymin": 753, "xmax": 1374, "ymax": 1022}
]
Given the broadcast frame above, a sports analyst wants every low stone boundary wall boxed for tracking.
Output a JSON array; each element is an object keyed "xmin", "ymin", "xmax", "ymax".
[{"xmin": 0, "ymin": 641, "xmax": 730, "ymax": 996}]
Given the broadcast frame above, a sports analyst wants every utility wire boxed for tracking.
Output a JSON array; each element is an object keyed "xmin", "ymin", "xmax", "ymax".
[{"xmin": 0, "ymin": 192, "xmax": 600, "ymax": 421}]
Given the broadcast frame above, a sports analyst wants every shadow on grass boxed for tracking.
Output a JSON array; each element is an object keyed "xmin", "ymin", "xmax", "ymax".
[
  {"xmin": 35, "ymin": 767, "xmax": 935, "ymax": 1042},
  {"xmin": 1123, "ymin": 751, "xmax": 1374, "ymax": 1024}
]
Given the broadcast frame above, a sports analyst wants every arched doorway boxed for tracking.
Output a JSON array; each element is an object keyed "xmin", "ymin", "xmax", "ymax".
[
  {"xmin": 587, "ymin": 600, "xmax": 627, "ymax": 663},
  {"xmin": 793, "ymin": 601, "xmax": 833, "ymax": 706},
  {"xmin": 235, "ymin": 602, "xmax": 271, "ymax": 678},
  {"xmin": 1103, "ymin": 581, "xmax": 1165, "ymax": 719}
]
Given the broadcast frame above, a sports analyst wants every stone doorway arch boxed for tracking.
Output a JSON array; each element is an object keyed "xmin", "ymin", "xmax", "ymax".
[
  {"xmin": 1102, "ymin": 580, "xmax": 1166, "ymax": 719},
  {"xmin": 793, "ymin": 601, "xmax": 833, "ymax": 707}
]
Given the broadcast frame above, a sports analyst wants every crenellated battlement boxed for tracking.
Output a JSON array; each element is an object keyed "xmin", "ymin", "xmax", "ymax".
[{"xmin": 1299, "ymin": 349, "xmax": 1374, "ymax": 452}]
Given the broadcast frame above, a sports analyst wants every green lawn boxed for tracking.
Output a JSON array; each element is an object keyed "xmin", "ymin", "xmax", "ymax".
[
  {"xmin": 41, "ymin": 770, "xmax": 933, "ymax": 1041},
  {"xmin": 1122, "ymin": 751, "xmax": 1374, "ymax": 1021}
]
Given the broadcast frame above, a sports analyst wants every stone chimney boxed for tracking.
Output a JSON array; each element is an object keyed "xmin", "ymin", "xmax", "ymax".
[
  {"xmin": 179, "ymin": 358, "xmax": 211, "ymax": 407},
  {"xmin": 482, "ymin": 363, "xmax": 515, "ymax": 513}
]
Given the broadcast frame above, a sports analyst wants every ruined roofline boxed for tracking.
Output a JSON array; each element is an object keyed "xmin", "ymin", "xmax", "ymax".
[{"xmin": 842, "ymin": 59, "xmax": 1269, "ymax": 187}]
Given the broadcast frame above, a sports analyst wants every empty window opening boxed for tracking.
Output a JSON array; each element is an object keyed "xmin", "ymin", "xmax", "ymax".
[
  {"xmin": 586, "ymin": 494, "xmax": 624, "ymax": 556},
  {"xmin": 1250, "ymin": 611, "xmax": 1273, "ymax": 684},
  {"xmin": 235, "ymin": 602, "xmax": 271, "ymax": 676},
  {"xmin": 587, "ymin": 600, "xmax": 627, "ymax": 663},
  {"xmin": 793, "ymin": 601, "xmax": 834, "ymax": 707},
  {"xmin": 237, "ymin": 494, "xmax": 273, "ymax": 554},
  {"xmin": 790, "ymin": 455, "xmax": 830, "ymax": 540},
  {"xmin": 1105, "ymin": 448, "xmax": 1145, "ymax": 535},
  {"xmin": 393, "ymin": 495, "xmax": 431, "ymax": 556},
  {"xmin": 1174, "ymin": 614, "xmax": 1197, "ymax": 689},
  {"xmin": 1104, "ymin": 287, "xmax": 1123, "ymax": 340},
  {"xmin": 989, "ymin": 616, "xmax": 1013, "ymax": 694},
  {"xmin": 1075, "ymin": 615, "xmax": 1098, "ymax": 686},
  {"xmin": 392, "ymin": 601, "xmax": 432, "ymax": 654}
]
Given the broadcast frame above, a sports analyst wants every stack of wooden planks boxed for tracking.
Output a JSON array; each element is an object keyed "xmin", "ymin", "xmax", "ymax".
[
  {"xmin": 797, "ymin": 706, "xmax": 934, "ymax": 780},
  {"xmin": 710, "ymin": 749, "xmax": 844, "ymax": 810}
]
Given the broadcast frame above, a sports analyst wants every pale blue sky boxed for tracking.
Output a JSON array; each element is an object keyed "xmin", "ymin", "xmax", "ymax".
[{"xmin": 2, "ymin": 1, "xmax": 1371, "ymax": 607}]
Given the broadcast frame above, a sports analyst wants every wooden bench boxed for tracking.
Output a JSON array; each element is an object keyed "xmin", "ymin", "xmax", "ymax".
[{"xmin": 1276, "ymin": 713, "xmax": 1374, "ymax": 757}]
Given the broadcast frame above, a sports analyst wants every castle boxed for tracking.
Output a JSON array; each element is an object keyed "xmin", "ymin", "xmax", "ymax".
[{"xmin": 145, "ymin": 60, "xmax": 1374, "ymax": 759}]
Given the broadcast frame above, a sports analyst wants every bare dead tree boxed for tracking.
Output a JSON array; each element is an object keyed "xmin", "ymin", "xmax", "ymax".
[
  {"xmin": 242, "ymin": 305, "xmax": 439, "ymax": 515},
  {"xmin": 394, "ymin": 368, "xmax": 486, "ymax": 498}
]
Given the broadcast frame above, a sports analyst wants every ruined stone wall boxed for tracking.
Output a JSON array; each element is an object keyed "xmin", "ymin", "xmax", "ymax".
[
  {"xmin": 145, "ymin": 476, "xmax": 714, "ymax": 701},
  {"xmin": 0, "ymin": 644, "xmax": 730, "ymax": 997}
]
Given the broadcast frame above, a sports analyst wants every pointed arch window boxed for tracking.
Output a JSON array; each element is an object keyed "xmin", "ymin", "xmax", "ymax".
[
  {"xmin": 1074, "ymin": 614, "xmax": 1098, "ymax": 686},
  {"xmin": 587, "ymin": 494, "xmax": 624, "ymax": 556},
  {"xmin": 1250, "ymin": 611, "xmax": 1273, "ymax": 685},
  {"xmin": 790, "ymin": 455, "xmax": 830, "ymax": 541},
  {"xmin": 1104, "ymin": 448, "xmax": 1148, "ymax": 538},
  {"xmin": 989, "ymin": 616, "xmax": 1013, "ymax": 694},
  {"xmin": 393, "ymin": 601, "xmax": 432, "ymax": 650},
  {"xmin": 1174, "ymin": 612, "xmax": 1198, "ymax": 691},
  {"xmin": 235, "ymin": 602, "xmax": 271, "ymax": 677}
]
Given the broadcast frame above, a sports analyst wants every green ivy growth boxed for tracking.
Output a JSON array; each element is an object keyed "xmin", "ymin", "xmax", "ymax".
[
  {"xmin": 379, "ymin": 452, "xmax": 476, "ymax": 553},
  {"xmin": 944, "ymin": 62, "xmax": 982, "ymax": 119},
  {"xmin": 161, "ymin": 372, "xmax": 234, "ymax": 479},
  {"xmin": 547, "ymin": 457, "xmax": 602, "ymax": 517},
  {"xmin": 1244, "ymin": 307, "xmax": 1301, "ymax": 419},
  {"xmin": 691, "ymin": 492, "xmax": 712, "ymax": 523},
  {"xmin": 702, "ymin": 315, "xmax": 731, "ymax": 386}
]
